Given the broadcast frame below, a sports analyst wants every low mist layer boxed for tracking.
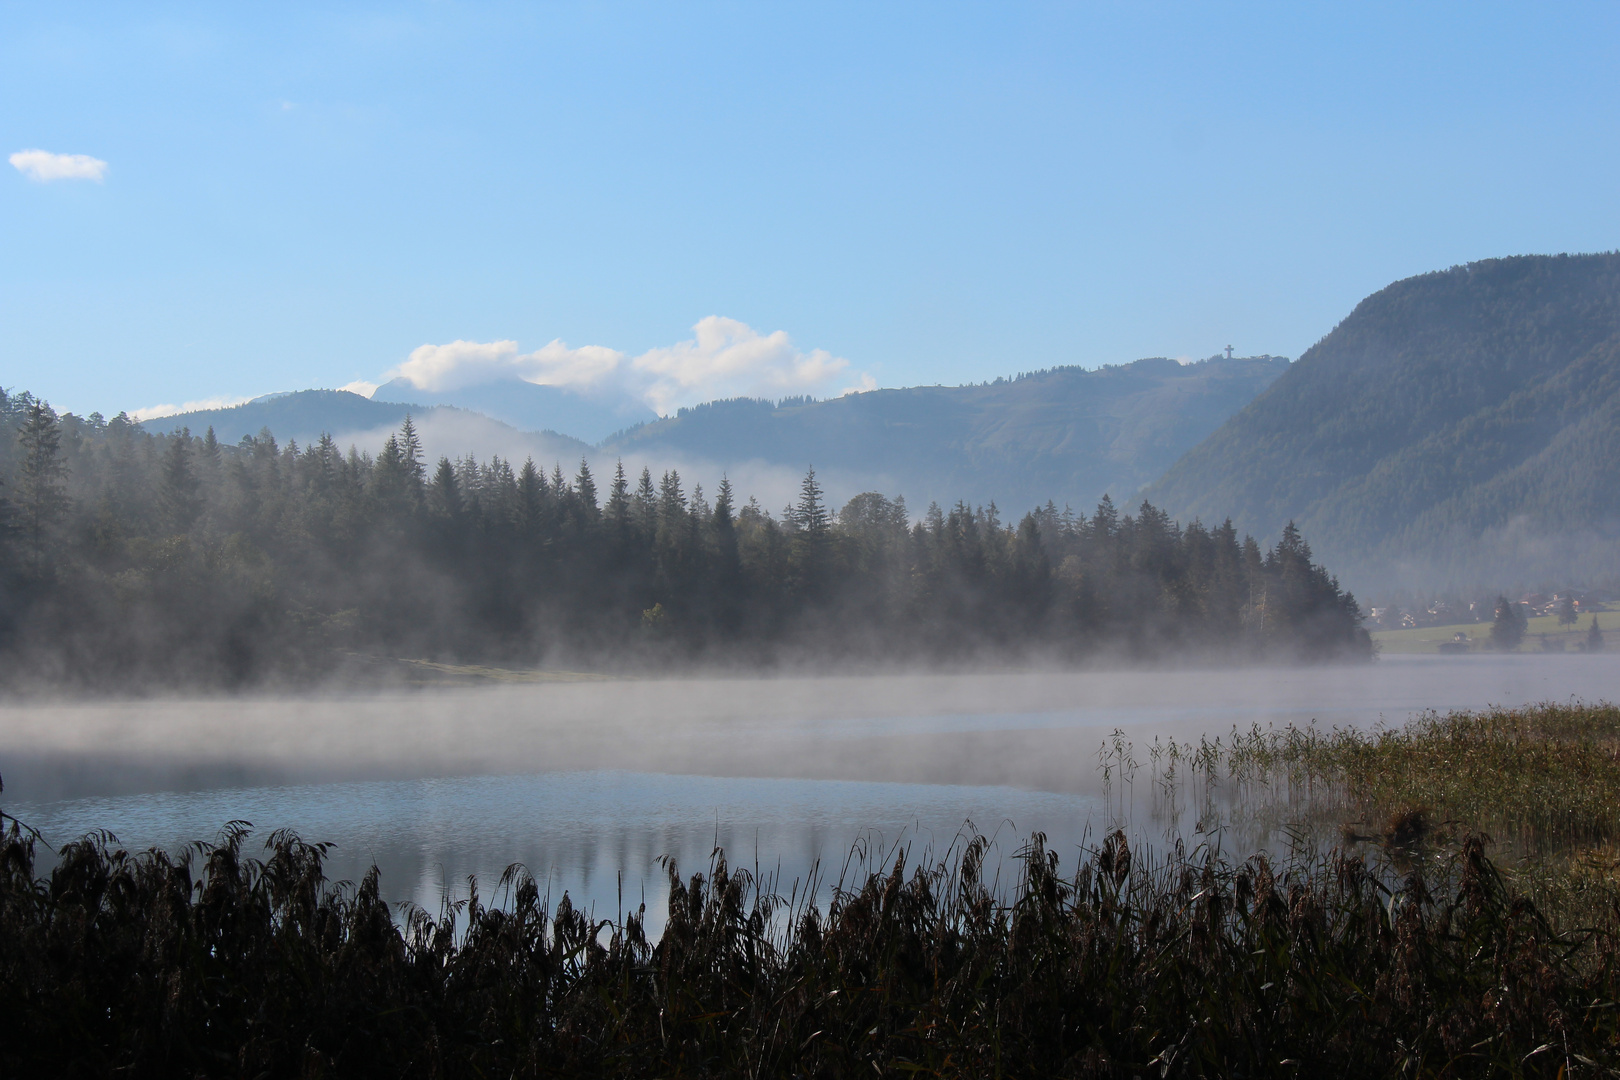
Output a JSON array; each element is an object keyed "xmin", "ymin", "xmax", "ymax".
[{"xmin": 4, "ymin": 654, "xmax": 1611, "ymax": 803}]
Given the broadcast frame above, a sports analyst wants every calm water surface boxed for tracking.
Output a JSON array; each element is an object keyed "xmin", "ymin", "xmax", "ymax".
[{"xmin": 5, "ymin": 655, "xmax": 1617, "ymax": 924}]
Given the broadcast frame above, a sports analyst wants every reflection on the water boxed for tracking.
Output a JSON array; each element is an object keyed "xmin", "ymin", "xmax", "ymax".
[
  {"xmin": 10, "ymin": 771, "xmax": 1110, "ymax": 932},
  {"xmin": 4, "ymin": 655, "xmax": 1618, "ymax": 927}
]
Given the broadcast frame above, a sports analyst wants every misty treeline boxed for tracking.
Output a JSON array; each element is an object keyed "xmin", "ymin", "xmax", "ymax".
[{"xmin": 0, "ymin": 390, "xmax": 1367, "ymax": 686}]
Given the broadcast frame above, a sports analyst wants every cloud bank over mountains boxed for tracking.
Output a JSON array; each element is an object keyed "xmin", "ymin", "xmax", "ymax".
[
  {"xmin": 384, "ymin": 316, "xmax": 866, "ymax": 417},
  {"xmin": 133, "ymin": 317, "xmax": 870, "ymax": 441},
  {"xmin": 130, "ymin": 396, "xmax": 253, "ymax": 423}
]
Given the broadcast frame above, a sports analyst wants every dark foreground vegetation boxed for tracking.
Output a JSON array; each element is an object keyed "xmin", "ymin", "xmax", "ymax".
[
  {"xmin": 0, "ymin": 388, "xmax": 1367, "ymax": 687},
  {"xmin": 8, "ymin": 703, "xmax": 1620, "ymax": 1075},
  {"xmin": 4, "ymin": 813, "xmax": 1618, "ymax": 1076}
]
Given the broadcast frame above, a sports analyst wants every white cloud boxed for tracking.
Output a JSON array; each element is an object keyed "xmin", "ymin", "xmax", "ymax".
[
  {"xmin": 10, "ymin": 148, "xmax": 108, "ymax": 182},
  {"xmin": 631, "ymin": 316, "xmax": 849, "ymax": 415},
  {"xmin": 337, "ymin": 379, "xmax": 380, "ymax": 397},
  {"xmin": 388, "ymin": 338, "xmax": 625, "ymax": 393},
  {"xmin": 386, "ymin": 317, "xmax": 866, "ymax": 415},
  {"xmin": 391, "ymin": 339, "xmax": 522, "ymax": 391},
  {"xmin": 130, "ymin": 395, "xmax": 253, "ymax": 423},
  {"xmin": 523, "ymin": 339, "xmax": 626, "ymax": 390}
]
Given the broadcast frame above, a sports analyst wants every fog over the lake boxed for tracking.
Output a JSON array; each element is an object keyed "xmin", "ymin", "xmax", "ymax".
[
  {"xmin": 4, "ymin": 653, "xmax": 1617, "ymax": 925},
  {"xmin": 5, "ymin": 654, "xmax": 1618, "ymax": 803}
]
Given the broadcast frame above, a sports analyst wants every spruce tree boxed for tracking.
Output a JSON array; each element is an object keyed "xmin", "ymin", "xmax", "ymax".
[
  {"xmin": 399, "ymin": 414, "xmax": 426, "ymax": 494},
  {"xmin": 1587, "ymin": 615, "xmax": 1604, "ymax": 653},
  {"xmin": 15, "ymin": 400, "xmax": 67, "ymax": 572},
  {"xmin": 550, "ymin": 463, "xmax": 569, "ymax": 500},
  {"xmin": 199, "ymin": 425, "xmax": 223, "ymax": 489},
  {"xmin": 606, "ymin": 460, "xmax": 632, "ymax": 536},
  {"xmin": 711, "ymin": 475, "xmax": 744, "ymax": 630},
  {"xmin": 158, "ymin": 433, "xmax": 203, "ymax": 535},
  {"xmin": 1090, "ymin": 494, "xmax": 1118, "ymax": 541},
  {"xmin": 431, "ymin": 457, "xmax": 463, "ymax": 519},
  {"xmin": 656, "ymin": 470, "xmax": 687, "ymax": 547},
  {"xmin": 633, "ymin": 467, "xmax": 657, "ymax": 537},
  {"xmin": 574, "ymin": 459, "xmax": 598, "ymax": 520},
  {"xmin": 793, "ymin": 466, "xmax": 830, "ymax": 537},
  {"xmin": 517, "ymin": 459, "xmax": 548, "ymax": 534},
  {"xmin": 713, "ymin": 476, "xmax": 735, "ymax": 537},
  {"xmin": 369, "ymin": 433, "xmax": 415, "ymax": 522},
  {"xmin": 1009, "ymin": 512, "xmax": 1052, "ymax": 615},
  {"xmin": 1491, "ymin": 595, "xmax": 1527, "ymax": 650},
  {"xmin": 488, "ymin": 458, "xmax": 519, "ymax": 524},
  {"xmin": 791, "ymin": 466, "xmax": 833, "ymax": 599},
  {"xmin": 310, "ymin": 433, "xmax": 340, "ymax": 493}
]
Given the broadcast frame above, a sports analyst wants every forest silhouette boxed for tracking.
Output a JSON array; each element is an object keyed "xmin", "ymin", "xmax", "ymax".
[{"xmin": 0, "ymin": 388, "xmax": 1368, "ymax": 688}]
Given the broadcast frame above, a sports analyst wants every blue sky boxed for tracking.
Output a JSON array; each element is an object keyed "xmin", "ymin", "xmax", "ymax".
[{"xmin": 3, "ymin": 2, "xmax": 1618, "ymax": 420}]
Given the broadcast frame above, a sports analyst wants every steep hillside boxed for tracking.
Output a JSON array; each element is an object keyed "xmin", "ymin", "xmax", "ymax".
[
  {"xmin": 604, "ymin": 355, "xmax": 1288, "ymax": 513},
  {"xmin": 141, "ymin": 390, "xmax": 592, "ymax": 466},
  {"xmin": 1145, "ymin": 254, "xmax": 1620, "ymax": 588}
]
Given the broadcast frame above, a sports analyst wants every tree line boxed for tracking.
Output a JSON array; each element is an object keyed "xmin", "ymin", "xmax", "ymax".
[{"xmin": 0, "ymin": 389, "xmax": 1369, "ymax": 687}]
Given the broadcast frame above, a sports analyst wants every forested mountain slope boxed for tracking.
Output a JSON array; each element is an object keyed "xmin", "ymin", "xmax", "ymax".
[
  {"xmin": 604, "ymin": 355, "xmax": 1288, "ymax": 513},
  {"xmin": 1144, "ymin": 254, "xmax": 1620, "ymax": 590},
  {"xmin": 141, "ymin": 390, "xmax": 593, "ymax": 468},
  {"xmin": 140, "ymin": 390, "xmax": 414, "ymax": 444}
]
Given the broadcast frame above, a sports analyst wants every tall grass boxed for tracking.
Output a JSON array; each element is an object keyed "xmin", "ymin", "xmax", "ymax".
[
  {"xmin": 1218, "ymin": 702, "xmax": 1620, "ymax": 851},
  {"xmin": 1156, "ymin": 702, "xmax": 1620, "ymax": 928},
  {"xmin": 3, "ymin": 807, "xmax": 1619, "ymax": 1075}
]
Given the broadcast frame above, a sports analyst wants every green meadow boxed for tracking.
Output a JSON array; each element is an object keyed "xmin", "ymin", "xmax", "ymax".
[{"xmin": 1370, "ymin": 600, "xmax": 1617, "ymax": 654}]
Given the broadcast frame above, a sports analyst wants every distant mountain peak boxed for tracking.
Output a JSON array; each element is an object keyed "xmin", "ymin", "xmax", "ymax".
[{"xmin": 370, "ymin": 376, "xmax": 655, "ymax": 444}]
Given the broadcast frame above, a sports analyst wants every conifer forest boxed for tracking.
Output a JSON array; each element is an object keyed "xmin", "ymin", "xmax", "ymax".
[{"xmin": 0, "ymin": 390, "xmax": 1367, "ymax": 686}]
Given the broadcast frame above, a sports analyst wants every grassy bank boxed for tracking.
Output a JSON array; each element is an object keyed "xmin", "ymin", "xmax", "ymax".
[
  {"xmin": 1369, "ymin": 601, "xmax": 1617, "ymax": 654},
  {"xmin": 1218, "ymin": 701, "xmax": 1620, "ymax": 927}
]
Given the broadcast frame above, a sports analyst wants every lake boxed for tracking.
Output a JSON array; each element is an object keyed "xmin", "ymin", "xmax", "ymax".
[{"xmin": 4, "ymin": 654, "xmax": 1617, "ymax": 928}]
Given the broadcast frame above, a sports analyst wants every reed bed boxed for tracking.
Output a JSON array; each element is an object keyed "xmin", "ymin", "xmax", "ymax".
[
  {"xmin": 1174, "ymin": 701, "xmax": 1620, "ymax": 926},
  {"xmin": 3, "ymin": 807, "xmax": 1619, "ymax": 1076},
  {"xmin": 1221, "ymin": 702, "xmax": 1620, "ymax": 850}
]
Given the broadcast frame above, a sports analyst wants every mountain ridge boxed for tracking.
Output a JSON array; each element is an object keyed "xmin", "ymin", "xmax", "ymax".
[
  {"xmin": 140, "ymin": 356, "xmax": 1290, "ymax": 514},
  {"xmin": 602, "ymin": 354, "xmax": 1289, "ymax": 512},
  {"xmin": 139, "ymin": 390, "xmax": 594, "ymax": 466},
  {"xmin": 1144, "ymin": 253, "xmax": 1620, "ymax": 589}
]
